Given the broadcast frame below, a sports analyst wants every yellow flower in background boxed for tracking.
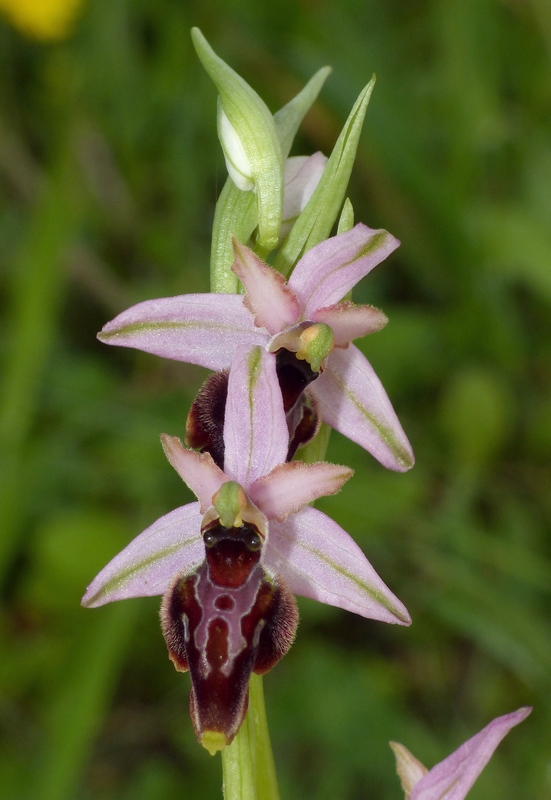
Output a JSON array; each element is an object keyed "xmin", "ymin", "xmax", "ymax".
[{"xmin": 0, "ymin": 0, "xmax": 84, "ymax": 40}]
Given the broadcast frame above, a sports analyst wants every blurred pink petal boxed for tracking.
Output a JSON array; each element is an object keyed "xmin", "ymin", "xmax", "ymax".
[{"xmin": 406, "ymin": 707, "xmax": 532, "ymax": 800}]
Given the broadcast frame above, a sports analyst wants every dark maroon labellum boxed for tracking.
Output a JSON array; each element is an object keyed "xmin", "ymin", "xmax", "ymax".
[
  {"xmin": 160, "ymin": 521, "xmax": 297, "ymax": 750},
  {"xmin": 274, "ymin": 347, "xmax": 318, "ymax": 413},
  {"xmin": 185, "ymin": 370, "xmax": 228, "ymax": 469}
]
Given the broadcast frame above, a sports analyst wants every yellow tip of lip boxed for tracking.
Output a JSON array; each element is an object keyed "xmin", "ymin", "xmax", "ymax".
[{"xmin": 201, "ymin": 731, "xmax": 227, "ymax": 756}]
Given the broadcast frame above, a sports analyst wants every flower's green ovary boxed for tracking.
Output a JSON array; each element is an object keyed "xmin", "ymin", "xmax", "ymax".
[
  {"xmin": 330, "ymin": 369, "xmax": 413, "ymax": 470},
  {"xmin": 85, "ymin": 539, "xmax": 201, "ymax": 606}
]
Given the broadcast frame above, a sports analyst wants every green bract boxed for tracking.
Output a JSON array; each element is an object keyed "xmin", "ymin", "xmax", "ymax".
[
  {"xmin": 337, "ymin": 197, "xmax": 355, "ymax": 235},
  {"xmin": 192, "ymin": 28, "xmax": 283, "ymax": 257},
  {"xmin": 274, "ymin": 76, "xmax": 376, "ymax": 277},
  {"xmin": 210, "ymin": 64, "xmax": 332, "ymax": 292}
]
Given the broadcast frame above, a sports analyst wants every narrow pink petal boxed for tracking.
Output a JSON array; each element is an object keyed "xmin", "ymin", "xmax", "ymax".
[
  {"xmin": 161, "ymin": 434, "xmax": 227, "ymax": 512},
  {"xmin": 249, "ymin": 461, "xmax": 353, "ymax": 521},
  {"xmin": 231, "ymin": 239, "xmax": 301, "ymax": 335},
  {"xmin": 410, "ymin": 707, "xmax": 532, "ymax": 800},
  {"xmin": 264, "ymin": 507, "xmax": 411, "ymax": 624},
  {"xmin": 281, "ymin": 152, "xmax": 327, "ymax": 238},
  {"xmin": 288, "ymin": 223, "xmax": 400, "ymax": 317},
  {"xmin": 81, "ymin": 503, "xmax": 203, "ymax": 607},
  {"xmin": 223, "ymin": 345, "xmax": 288, "ymax": 487},
  {"xmin": 98, "ymin": 293, "xmax": 264, "ymax": 370},
  {"xmin": 312, "ymin": 302, "xmax": 388, "ymax": 347},
  {"xmin": 311, "ymin": 344, "xmax": 414, "ymax": 471}
]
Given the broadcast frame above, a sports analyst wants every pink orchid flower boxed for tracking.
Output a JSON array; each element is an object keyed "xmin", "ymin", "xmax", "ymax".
[
  {"xmin": 391, "ymin": 707, "xmax": 531, "ymax": 800},
  {"xmin": 97, "ymin": 223, "xmax": 414, "ymax": 472},
  {"xmin": 83, "ymin": 344, "xmax": 409, "ymax": 622},
  {"xmin": 83, "ymin": 345, "xmax": 410, "ymax": 750}
]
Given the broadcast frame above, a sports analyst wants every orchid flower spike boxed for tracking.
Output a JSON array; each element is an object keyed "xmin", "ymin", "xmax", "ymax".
[
  {"xmin": 83, "ymin": 345, "xmax": 410, "ymax": 751},
  {"xmin": 98, "ymin": 223, "xmax": 414, "ymax": 471},
  {"xmin": 390, "ymin": 707, "xmax": 531, "ymax": 800}
]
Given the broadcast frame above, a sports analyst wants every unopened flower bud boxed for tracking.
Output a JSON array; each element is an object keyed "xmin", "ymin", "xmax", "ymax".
[{"xmin": 217, "ymin": 106, "xmax": 255, "ymax": 192}]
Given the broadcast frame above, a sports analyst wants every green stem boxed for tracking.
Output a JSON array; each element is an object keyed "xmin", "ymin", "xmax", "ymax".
[
  {"xmin": 299, "ymin": 421, "xmax": 332, "ymax": 464},
  {"xmin": 222, "ymin": 674, "xmax": 280, "ymax": 800}
]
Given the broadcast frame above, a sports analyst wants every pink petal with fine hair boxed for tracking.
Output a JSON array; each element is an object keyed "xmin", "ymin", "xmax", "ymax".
[
  {"xmin": 264, "ymin": 507, "xmax": 411, "ymax": 624},
  {"xmin": 312, "ymin": 302, "xmax": 388, "ymax": 347},
  {"xmin": 231, "ymin": 240, "xmax": 301, "ymax": 335},
  {"xmin": 311, "ymin": 344, "xmax": 414, "ymax": 472},
  {"xmin": 223, "ymin": 345, "xmax": 288, "ymax": 487},
  {"xmin": 249, "ymin": 461, "xmax": 353, "ymax": 521},
  {"xmin": 98, "ymin": 293, "xmax": 262, "ymax": 370},
  {"xmin": 81, "ymin": 502, "xmax": 203, "ymax": 607},
  {"xmin": 409, "ymin": 707, "xmax": 532, "ymax": 800},
  {"xmin": 161, "ymin": 434, "xmax": 227, "ymax": 512},
  {"xmin": 288, "ymin": 223, "xmax": 400, "ymax": 317}
]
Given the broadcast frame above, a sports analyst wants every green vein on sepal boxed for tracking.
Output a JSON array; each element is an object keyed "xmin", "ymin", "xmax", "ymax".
[
  {"xmin": 98, "ymin": 318, "xmax": 249, "ymax": 340},
  {"xmin": 82, "ymin": 538, "xmax": 202, "ymax": 607},
  {"xmin": 331, "ymin": 366, "xmax": 414, "ymax": 471}
]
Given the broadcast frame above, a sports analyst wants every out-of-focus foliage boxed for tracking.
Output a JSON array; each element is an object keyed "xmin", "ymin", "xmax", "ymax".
[{"xmin": 1, "ymin": 1, "xmax": 549, "ymax": 798}]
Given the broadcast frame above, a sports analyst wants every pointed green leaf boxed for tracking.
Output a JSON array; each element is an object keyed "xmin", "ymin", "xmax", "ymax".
[
  {"xmin": 274, "ymin": 66, "xmax": 332, "ymax": 160},
  {"xmin": 274, "ymin": 77, "xmax": 376, "ymax": 277},
  {"xmin": 337, "ymin": 197, "xmax": 355, "ymax": 235}
]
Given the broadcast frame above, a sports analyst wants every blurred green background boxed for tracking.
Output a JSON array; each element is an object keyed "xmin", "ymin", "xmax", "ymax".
[{"xmin": 1, "ymin": 1, "xmax": 550, "ymax": 798}]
